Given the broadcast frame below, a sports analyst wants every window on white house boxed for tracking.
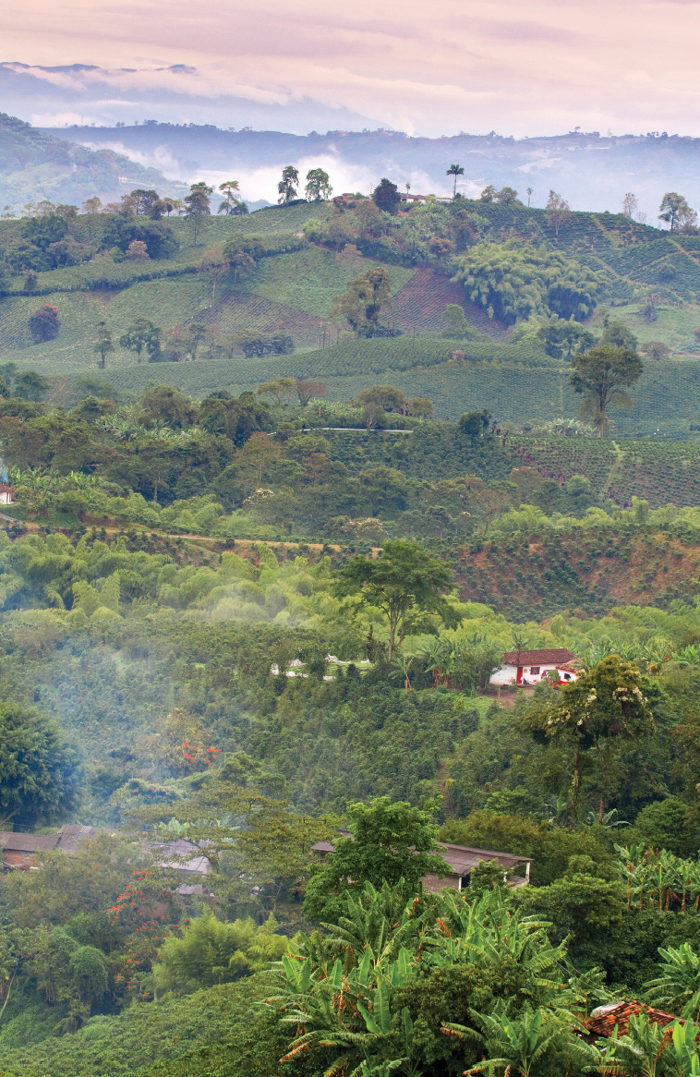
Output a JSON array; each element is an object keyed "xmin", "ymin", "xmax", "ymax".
[{"xmin": 530, "ymin": 666, "xmax": 540, "ymax": 675}]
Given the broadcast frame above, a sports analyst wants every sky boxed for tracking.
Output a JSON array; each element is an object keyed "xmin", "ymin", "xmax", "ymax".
[{"xmin": 3, "ymin": 0, "xmax": 700, "ymax": 137}]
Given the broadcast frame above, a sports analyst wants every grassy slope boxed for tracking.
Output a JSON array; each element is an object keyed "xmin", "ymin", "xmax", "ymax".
[{"xmin": 245, "ymin": 245, "xmax": 414, "ymax": 316}]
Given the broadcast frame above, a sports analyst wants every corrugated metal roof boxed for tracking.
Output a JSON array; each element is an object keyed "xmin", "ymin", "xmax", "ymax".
[
  {"xmin": 502, "ymin": 649, "xmax": 576, "ymax": 666},
  {"xmin": 0, "ymin": 833, "xmax": 59, "ymax": 852},
  {"xmin": 57, "ymin": 824, "xmax": 99, "ymax": 852},
  {"xmin": 437, "ymin": 842, "xmax": 532, "ymax": 873},
  {"xmin": 311, "ymin": 838, "xmax": 531, "ymax": 874},
  {"xmin": 150, "ymin": 839, "xmax": 212, "ymax": 876}
]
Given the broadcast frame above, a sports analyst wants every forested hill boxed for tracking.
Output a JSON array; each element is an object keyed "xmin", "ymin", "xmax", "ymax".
[
  {"xmin": 41, "ymin": 122, "xmax": 700, "ymax": 217},
  {"xmin": 0, "ymin": 112, "xmax": 185, "ymax": 209}
]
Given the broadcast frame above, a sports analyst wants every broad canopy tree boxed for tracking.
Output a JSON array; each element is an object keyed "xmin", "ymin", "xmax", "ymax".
[
  {"xmin": 277, "ymin": 166, "xmax": 299, "ymax": 205},
  {"xmin": 184, "ymin": 182, "xmax": 213, "ymax": 243},
  {"xmin": 372, "ymin": 178, "xmax": 401, "ymax": 215},
  {"xmin": 302, "ymin": 795, "xmax": 448, "ymax": 920},
  {"xmin": 0, "ymin": 702, "xmax": 81, "ymax": 828},
  {"xmin": 331, "ymin": 265, "xmax": 392, "ymax": 337},
  {"xmin": 514, "ymin": 656, "xmax": 654, "ymax": 826},
  {"xmin": 659, "ymin": 192, "xmax": 696, "ymax": 232},
  {"xmin": 333, "ymin": 538, "xmax": 462, "ymax": 661},
  {"xmin": 569, "ymin": 344, "xmax": 643, "ymax": 437},
  {"xmin": 119, "ymin": 316, "xmax": 160, "ymax": 362},
  {"xmin": 304, "ymin": 168, "xmax": 332, "ymax": 201}
]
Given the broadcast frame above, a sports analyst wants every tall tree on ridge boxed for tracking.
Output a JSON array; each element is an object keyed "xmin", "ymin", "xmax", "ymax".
[
  {"xmin": 446, "ymin": 163, "xmax": 465, "ymax": 198},
  {"xmin": 277, "ymin": 166, "xmax": 299, "ymax": 205}
]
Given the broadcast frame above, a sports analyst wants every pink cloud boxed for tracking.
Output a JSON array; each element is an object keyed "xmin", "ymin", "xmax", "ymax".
[{"xmin": 2, "ymin": 0, "xmax": 700, "ymax": 136}]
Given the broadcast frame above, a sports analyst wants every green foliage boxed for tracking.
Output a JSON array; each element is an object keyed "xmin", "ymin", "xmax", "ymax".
[
  {"xmin": 275, "ymin": 883, "xmax": 572, "ymax": 1077},
  {"xmin": 570, "ymin": 344, "xmax": 644, "ymax": 436},
  {"xmin": 331, "ymin": 265, "xmax": 393, "ymax": 336},
  {"xmin": 647, "ymin": 943, "xmax": 700, "ymax": 1019},
  {"xmin": 0, "ymin": 977, "xmax": 273, "ymax": 1077},
  {"xmin": 333, "ymin": 539, "xmax": 462, "ymax": 659},
  {"xmin": 372, "ymin": 178, "xmax": 401, "ymax": 215},
  {"xmin": 303, "ymin": 796, "xmax": 448, "ymax": 920},
  {"xmin": 448, "ymin": 1002, "xmax": 598, "ymax": 1077},
  {"xmin": 0, "ymin": 702, "xmax": 80, "ymax": 827},
  {"xmin": 514, "ymin": 656, "xmax": 655, "ymax": 824},
  {"xmin": 154, "ymin": 910, "xmax": 288, "ymax": 995},
  {"xmin": 452, "ymin": 243, "xmax": 605, "ymax": 324},
  {"xmin": 99, "ymin": 215, "xmax": 178, "ymax": 260}
]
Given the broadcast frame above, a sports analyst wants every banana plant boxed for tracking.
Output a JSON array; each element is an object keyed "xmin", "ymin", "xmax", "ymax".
[
  {"xmin": 271, "ymin": 939, "xmax": 420, "ymax": 1077},
  {"xmin": 445, "ymin": 1002, "xmax": 599, "ymax": 1077},
  {"xmin": 667, "ymin": 1019, "xmax": 700, "ymax": 1077},
  {"xmin": 420, "ymin": 637, "xmax": 455, "ymax": 687},
  {"xmin": 390, "ymin": 654, "xmax": 414, "ymax": 693},
  {"xmin": 324, "ymin": 880, "xmax": 438, "ymax": 972},
  {"xmin": 599, "ymin": 1011, "xmax": 670, "ymax": 1077},
  {"xmin": 646, "ymin": 943, "xmax": 700, "ymax": 1020},
  {"xmin": 433, "ymin": 890, "xmax": 567, "ymax": 1000}
]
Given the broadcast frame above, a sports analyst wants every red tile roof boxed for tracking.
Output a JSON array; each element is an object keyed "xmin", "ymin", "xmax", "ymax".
[
  {"xmin": 502, "ymin": 648, "xmax": 576, "ymax": 666},
  {"xmin": 584, "ymin": 1000, "xmax": 678, "ymax": 1038}
]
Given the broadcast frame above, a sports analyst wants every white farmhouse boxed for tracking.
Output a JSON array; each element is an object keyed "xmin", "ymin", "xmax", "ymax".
[{"xmin": 489, "ymin": 648, "xmax": 578, "ymax": 687}]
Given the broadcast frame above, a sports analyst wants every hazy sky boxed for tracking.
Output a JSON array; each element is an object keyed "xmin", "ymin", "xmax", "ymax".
[{"xmin": 3, "ymin": 0, "xmax": 700, "ymax": 136}]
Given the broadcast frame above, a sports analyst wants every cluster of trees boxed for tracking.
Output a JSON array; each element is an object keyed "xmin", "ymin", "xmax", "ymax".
[
  {"xmin": 276, "ymin": 165, "xmax": 333, "ymax": 204},
  {"xmin": 1, "ymin": 194, "xmax": 184, "ymax": 277},
  {"xmin": 452, "ymin": 243, "xmax": 605, "ymax": 324},
  {"xmin": 0, "ymin": 358, "xmax": 649, "ymax": 547}
]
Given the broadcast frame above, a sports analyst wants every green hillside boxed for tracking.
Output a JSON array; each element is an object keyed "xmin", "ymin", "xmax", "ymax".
[
  {"xmin": 2, "ymin": 198, "xmax": 700, "ymax": 436},
  {"xmin": 8, "ymin": 333, "xmax": 693, "ymax": 438}
]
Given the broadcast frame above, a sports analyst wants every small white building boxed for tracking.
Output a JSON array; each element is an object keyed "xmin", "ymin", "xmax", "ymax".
[
  {"xmin": 0, "ymin": 484, "xmax": 13, "ymax": 505},
  {"xmin": 489, "ymin": 648, "xmax": 578, "ymax": 687}
]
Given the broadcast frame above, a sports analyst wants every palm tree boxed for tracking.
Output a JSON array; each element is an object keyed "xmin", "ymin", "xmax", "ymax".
[
  {"xmin": 510, "ymin": 631, "xmax": 530, "ymax": 675},
  {"xmin": 526, "ymin": 187, "xmax": 533, "ymax": 207},
  {"xmin": 446, "ymin": 163, "xmax": 465, "ymax": 198}
]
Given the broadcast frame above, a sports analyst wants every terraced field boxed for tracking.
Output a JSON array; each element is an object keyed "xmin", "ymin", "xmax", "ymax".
[
  {"xmin": 456, "ymin": 529, "xmax": 700, "ymax": 620},
  {"xmin": 389, "ymin": 268, "xmax": 508, "ymax": 337}
]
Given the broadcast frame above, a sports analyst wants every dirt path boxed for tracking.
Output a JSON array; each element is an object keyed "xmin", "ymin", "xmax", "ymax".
[
  {"xmin": 480, "ymin": 686, "xmax": 536, "ymax": 707},
  {"xmin": 602, "ymin": 440, "xmax": 625, "ymax": 497}
]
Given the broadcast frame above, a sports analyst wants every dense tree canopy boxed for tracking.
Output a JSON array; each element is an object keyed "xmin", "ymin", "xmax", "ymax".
[
  {"xmin": 333, "ymin": 538, "xmax": 462, "ymax": 660},
  {"xmin": 0, "ymin": 702, "xmax": 80, "ymax": 827},
  {"xmin": 452, "ymin": 243, "xmax": 605, "ymax": 324}
]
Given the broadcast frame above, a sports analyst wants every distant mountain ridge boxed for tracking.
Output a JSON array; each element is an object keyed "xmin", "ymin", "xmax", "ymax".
[{"xmin": 38, "ymin": 123, "xmax": 700, "ymax": 220}]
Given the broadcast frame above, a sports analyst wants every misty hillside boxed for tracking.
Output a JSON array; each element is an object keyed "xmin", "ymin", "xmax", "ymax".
[
  {"xmin": 40, "ymin": 122, "xmax": 700, "ymax": 218},
  {"xmin": 0, "ymin": 112, "xmax": 186, "ymax": 211}
]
